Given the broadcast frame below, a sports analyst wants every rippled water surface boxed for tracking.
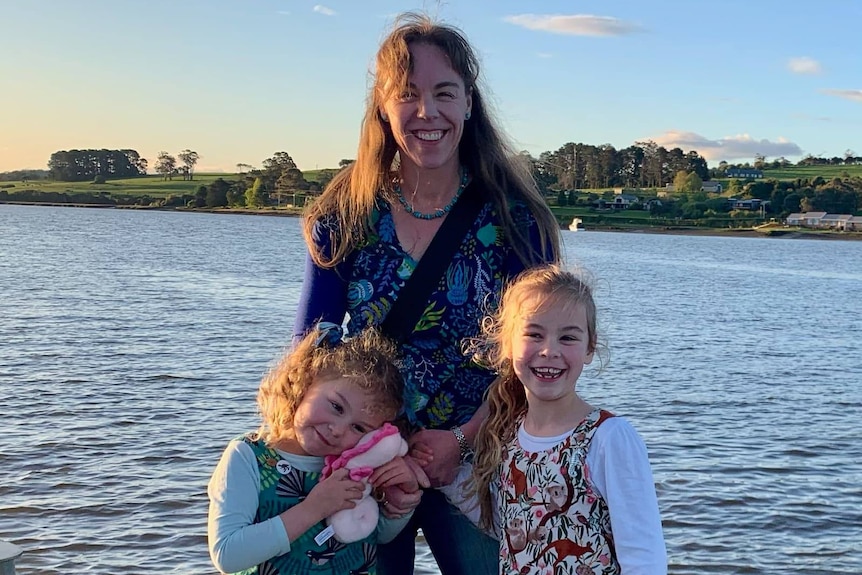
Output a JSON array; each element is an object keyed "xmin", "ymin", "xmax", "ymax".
[{"xmin": 1, "ymin": 205, "xmax": 860, "ymax": 574}]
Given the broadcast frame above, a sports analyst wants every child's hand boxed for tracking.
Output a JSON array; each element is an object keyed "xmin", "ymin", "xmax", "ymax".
[
  {"xmin": 409, "ymin": 441, "xmax": 434, "ymax": 468},
  {"xmin": 370, "ymin": 456, "xmax": 429, "ymax": 519},
  {"xmin": 305, "ymin": 468, "xmax": 364, "ymax": 518},
  {"xmin": 409, "ymin": 429, "xmax": 461, "ymax": 486},
  {"xmin": 370, "ymin": 455, "xmax": 429, "ymax": 492}
]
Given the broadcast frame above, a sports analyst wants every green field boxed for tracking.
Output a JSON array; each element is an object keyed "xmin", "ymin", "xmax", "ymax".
[
  {"xmin": 748, "ymin": 165, "xmax": 862, "ymax": 180},
  {"xmin": 0, "ymin": 173, "xmax": 292, "ymax": 199}
]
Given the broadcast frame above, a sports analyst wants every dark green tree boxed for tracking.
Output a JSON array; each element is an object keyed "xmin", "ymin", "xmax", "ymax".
[
  {"xmin": 206, "ymin": 178, "xmax": 230, "ymax": 207},
  {"xmin": 47, "ymin": 149, "xmax": 147, "ymax": 181},
  {"xmin": 194, "ymin": 185, "xmax": 207, "ymax": 207},
  {"xmin": 782, "ymin": 193, "xmax": 801, "ymax": 212}
]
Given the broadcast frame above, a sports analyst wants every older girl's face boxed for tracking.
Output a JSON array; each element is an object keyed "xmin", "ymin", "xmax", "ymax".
[
  {"xmin": 381, "ymin": 42, "xmax": 472, "ymax": 173},
  {"xmin": 509, "ymin": 297, "xmax": 594, "ymax": 408}
]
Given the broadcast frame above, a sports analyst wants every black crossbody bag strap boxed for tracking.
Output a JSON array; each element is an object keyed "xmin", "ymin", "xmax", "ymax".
[{"xmin": 379, "ymin": 187, "xmax": 484, "ymax": 343}]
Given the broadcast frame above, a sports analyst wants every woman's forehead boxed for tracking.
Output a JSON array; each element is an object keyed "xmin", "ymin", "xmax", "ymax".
[{"xmin": 382, "ymin": 43, "xmax": 461, "ymax": 87}]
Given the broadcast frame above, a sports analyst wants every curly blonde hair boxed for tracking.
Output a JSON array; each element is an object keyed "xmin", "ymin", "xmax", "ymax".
[
  {"xmin": 303, "ymin": 11, "xmax": 560, "ymax": 269},
  {"xmin": 467, "ymin": 265, "xmax": 600, "ymax": 531},
  {"xmin": 255, "ymin": 327, "xmax": 404, "ymax": 447}
]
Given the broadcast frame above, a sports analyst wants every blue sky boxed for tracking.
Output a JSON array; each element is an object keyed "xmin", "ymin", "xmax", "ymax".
[{"xmin": 2, "ymin": 0, "xmax": 860, "ymax": 173}]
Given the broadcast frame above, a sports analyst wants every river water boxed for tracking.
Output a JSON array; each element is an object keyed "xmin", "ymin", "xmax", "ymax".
[{"xmin": 1, "ymin": 204, "xmax": 860, "ymax": 574}]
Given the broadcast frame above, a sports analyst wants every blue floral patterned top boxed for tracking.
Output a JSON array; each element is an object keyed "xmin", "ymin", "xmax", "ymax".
[{"xmin": 293, "ymin": 187, "xmax": 553, "ymax": 430}]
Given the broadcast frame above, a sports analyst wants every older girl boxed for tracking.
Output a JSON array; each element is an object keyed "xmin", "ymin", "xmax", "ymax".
[{"xmin": 466, "ymin": 265, "xmax": 667, "ymax": 574}]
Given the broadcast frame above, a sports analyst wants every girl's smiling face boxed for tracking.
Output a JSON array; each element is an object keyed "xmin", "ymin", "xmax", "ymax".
[
  {"xmin": 381, "ymin": 42, "xmax": 472, "ymax": 173},
  {"xmin": 510, "ymin": 296, "xmax": 595, "ymax": 407},
  {"xmin": 285, "ymin": 376, "xmax": 390, "ymax": 457}
]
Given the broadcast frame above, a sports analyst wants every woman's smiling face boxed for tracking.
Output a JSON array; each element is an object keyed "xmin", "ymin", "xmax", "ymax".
[{"xmin": 381, "ymin": 42, "xmax": 472, "ymax": 173}]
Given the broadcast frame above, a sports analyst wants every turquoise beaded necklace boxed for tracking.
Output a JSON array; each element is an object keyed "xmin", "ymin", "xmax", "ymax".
[{"xmin": 395, "ymin": 168, "xmax": 468, "ymax": 220}]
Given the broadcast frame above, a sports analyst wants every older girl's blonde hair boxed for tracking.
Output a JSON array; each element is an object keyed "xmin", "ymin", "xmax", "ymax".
[
  {"xmin": 303, "ymin": 11, "xmax": 560, "ymax": 268},
  {"xmin": 467, "ymin": 264, "xmax": 600, "ymax": 531},
  {"xmin": 255, "ymin": 327, "xmax": 404, "ymax": 446}
]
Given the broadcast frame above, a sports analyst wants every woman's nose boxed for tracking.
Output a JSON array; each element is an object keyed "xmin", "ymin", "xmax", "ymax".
[{"xmin": 416, "ymin": 94, "xmax": 439, "ymax": 119}]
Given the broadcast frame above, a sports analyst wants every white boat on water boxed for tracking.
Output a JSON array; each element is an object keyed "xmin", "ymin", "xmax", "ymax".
[{"xmin": 568, "ymin": 217, "xmax": 584, "ymax": 231}]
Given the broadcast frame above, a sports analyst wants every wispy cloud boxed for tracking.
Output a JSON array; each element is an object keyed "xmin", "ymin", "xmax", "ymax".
[
  {"xmin": 313, "ymin": 5, "xmax": 336, "ymax": 16},
  {"xmin": 792, "ymin": 112, "xmax": 834, "ymax": 122},
  {"xmin": 536, "ymin": 52, "xmax": 554, "ymax": 59},
  {"xmin": 277, "ymin": 11, "xmax": 290, "ymax": 16},
  {"xmin": 504, "ymin": 14, "xmax": 641, "ymax": 37},
  {"xmin": 651, "ymin": 130, "xmax": 803, "ymax": 161},
  {"xmin": 787, "ymin": 57, "xmax": 822, "ymax": 75},
  {"xmin": 821, "ymin": 89, "xmax": 862, "ymax": 103}
]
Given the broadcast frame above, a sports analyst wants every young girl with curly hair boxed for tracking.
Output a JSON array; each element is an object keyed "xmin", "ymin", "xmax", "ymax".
[{"xmin": 207, "ymin": 325, "xmax": 423, "ymax": 574}]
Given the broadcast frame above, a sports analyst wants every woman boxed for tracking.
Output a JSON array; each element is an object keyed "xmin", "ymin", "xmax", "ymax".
[{"xmin": 293, "ymin": 12, "xmax": 561, "ymax": 575}]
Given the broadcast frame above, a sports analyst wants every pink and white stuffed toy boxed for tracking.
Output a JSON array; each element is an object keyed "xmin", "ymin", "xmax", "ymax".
[{"xmin": 320, "ymin": 422, "xmax": 408, "ymax": 543}]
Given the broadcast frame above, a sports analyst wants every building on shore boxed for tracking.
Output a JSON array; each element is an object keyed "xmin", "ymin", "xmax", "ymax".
[{"xmin": 786, "ymin": 212, "xmax": 862, "ymax": 231}]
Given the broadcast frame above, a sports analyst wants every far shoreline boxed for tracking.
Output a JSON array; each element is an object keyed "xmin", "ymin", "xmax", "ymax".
[
  {"xmin": 576, "ymin": 226, "xmax": 862, "ymax": 241},
  {"xmin": 3, "ymin": 200, "xmax": 861, "ymax": 241}
]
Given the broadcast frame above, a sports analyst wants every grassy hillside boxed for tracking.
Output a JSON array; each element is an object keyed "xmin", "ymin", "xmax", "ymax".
[
  {"xmin": 753, "ymin": 165, "xmax": 862, "ymax": 180},
  {"xmin": 0, "ymin": 173, "xmax": 304, "ymax": 199}
]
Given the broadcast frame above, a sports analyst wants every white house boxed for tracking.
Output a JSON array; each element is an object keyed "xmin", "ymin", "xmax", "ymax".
[
  {"xmin": 786, "ymin": 213, "xmax": 806, "ymax": 226},
  {"xmin": 803, "ymin": 212, "xmax": 827, "ymax": 226},
  {"xmin": 819, "ymin": 214, "xmax": 854, "ymax": 230},
  {"xmin": 784, "ymin": 211, "xmax": 861, "ymax": 230}
]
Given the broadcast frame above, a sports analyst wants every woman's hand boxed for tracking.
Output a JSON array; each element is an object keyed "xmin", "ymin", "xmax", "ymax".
[{"xmin": 408, "ymin": 429, "xmax": 460, "ymax": 487}]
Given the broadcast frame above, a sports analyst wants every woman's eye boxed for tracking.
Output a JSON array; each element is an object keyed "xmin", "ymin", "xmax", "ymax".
[
  {"xmin": 438, "ymin": 91, "xmax": 455, "ymax": 99},
  {"xmin": 398, "ymin": 91, "xmax": 416, "ymax": 101}
]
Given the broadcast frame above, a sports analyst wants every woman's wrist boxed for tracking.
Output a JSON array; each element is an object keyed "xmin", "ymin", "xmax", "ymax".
[{"xmin": 450, "ymin": 425, "xmax": 472, "ymax": 463}]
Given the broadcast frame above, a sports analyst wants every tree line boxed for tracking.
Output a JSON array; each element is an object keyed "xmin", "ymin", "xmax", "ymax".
[
  {"xmin": 44, "ymin": 148, "xmax": 202, "ymax": 182},
  {"xmin": 47, "ymin": 149, "xmax": 148, "ymax": 182},
  {"xmin": 521, "ymin": 141, "xmax": 710, "ymax": 192},
  {"xmin": 19, "ymin": 142, "xmax": 862, "ymax": 191},
  {"xmin": 6, "ymin": 143, "xmax": 860, "ymax": 218}
]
